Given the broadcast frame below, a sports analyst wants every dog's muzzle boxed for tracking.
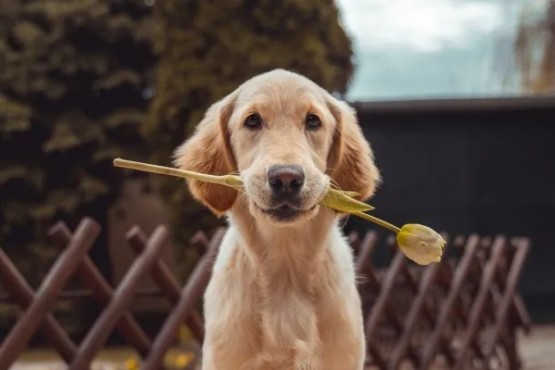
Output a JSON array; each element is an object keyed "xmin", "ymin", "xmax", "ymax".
[{"xmin": 262, "ymin": 164, "xmax": 309, "ymax": 221}]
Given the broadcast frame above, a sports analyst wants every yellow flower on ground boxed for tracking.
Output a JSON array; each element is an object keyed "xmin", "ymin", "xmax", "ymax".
[
  {"xmin": 123, "ymin": 357, "xmax": 139, "ymax": 370},
  {"xmin": 174, "ymin": 352, "xmax": 195, "ymax": 367},
  {"xmin": 165, "ymin": 350, "xmax": 196, "ymax": 368},
  {"xmin": 396, "ymin": 224, "xmax": 446, "ymax": 265}
]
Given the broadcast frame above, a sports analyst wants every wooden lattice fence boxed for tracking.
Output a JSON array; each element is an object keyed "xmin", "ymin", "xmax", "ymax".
[{"xmin": 0, "ymin": 217, "xmax": 531, "ymax": 369}]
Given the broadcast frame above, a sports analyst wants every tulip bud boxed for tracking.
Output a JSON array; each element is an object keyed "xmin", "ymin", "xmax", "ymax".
[{"xmin": 396, "ymin": 224, "xmax": 446, "ymax": 265}]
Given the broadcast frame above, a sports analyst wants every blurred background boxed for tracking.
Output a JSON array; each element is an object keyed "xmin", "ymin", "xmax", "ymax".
[{"xmin": 0, "ymin": 0, "xmax": 554, "ymax": 359}]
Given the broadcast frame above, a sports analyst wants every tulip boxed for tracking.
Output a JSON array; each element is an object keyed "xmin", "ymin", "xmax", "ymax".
[
  {"xmin": 396, "ymin": 224, "xmax": 446, "ymax": 265},
  {"xmin": 113, "ymin": 158, "xmax": 445, "ymax": 265}
]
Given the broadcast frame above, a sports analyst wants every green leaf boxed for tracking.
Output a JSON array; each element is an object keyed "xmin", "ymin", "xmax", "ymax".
[
  {"xmin": 0, "ymin": 95, "xmax": 32, "ymax": 133},
  {"xmin": 0, "ymin": 166, "xmax": 26, "ymax": 184},
  {"xmin": 42, "ymin": 114, "xmax": 104, "ymax": 152},
  {"xmin": 94, "ymin": 69, "xmax": 142, "ymax": 90},
  {"xmin": 1, "ymin": 202, "xmax": 29, "ymax": 224},
  {"xmin": 104, "ymin": 109, "xmax": 145, "ymax": 128},
  {"xmin": 79, "ymin": 174, "xmax": 109, "ymax": 201},
  {"xmin": 12, "ymin": 21, "xmax": 45, "ymax": 46},
  {"xmin": 29, "ymin": 190, "xmax": 80, "ymax": 219},
  {"xmin": 320, "ymin": 188, "xmax": 375, "ymax": 213},
  {"xmin": 0, "ymin": 165, "xmax": 44, "ymax": 189},
  {"xmin": 91, "ymin": 145, "xmax": 125, "ymax": 163}
]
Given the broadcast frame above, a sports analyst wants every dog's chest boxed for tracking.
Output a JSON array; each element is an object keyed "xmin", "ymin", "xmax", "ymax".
[{"xmin": 204, "ymin": 231, "xmax": 364, "ymax": 369}]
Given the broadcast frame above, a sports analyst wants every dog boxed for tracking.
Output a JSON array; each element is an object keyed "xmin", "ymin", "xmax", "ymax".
[{"xmin": 174, "ymin": 69, "xmax": 380, "ymax": 370}]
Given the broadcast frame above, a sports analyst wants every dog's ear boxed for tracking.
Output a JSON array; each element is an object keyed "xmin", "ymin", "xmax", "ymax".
[
  {"xmin": 173, "ymin": 93, "xmax": 238, "ymax": 215},
  {"xmin": 326, "ymin": 97, "xmax": 381, "ymax": 201}
]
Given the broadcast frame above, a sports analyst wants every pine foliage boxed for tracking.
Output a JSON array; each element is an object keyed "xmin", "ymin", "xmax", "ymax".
[
  {"xmin": 0, "ymin": 0, "xmax": 156, "ymax": 283},
  {"xmin": 147, "ymin": 0, "xmax": 354, "ymax": 250}
]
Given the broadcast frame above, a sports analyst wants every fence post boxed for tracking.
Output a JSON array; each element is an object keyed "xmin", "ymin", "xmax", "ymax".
[
  {"xmin": 0, "ymin": 249, "xmax": 77, "ymax": 363},
  {"xmin": 127, "ymin": 227, "xmax": 205, "ymax": 342},
  {"xmin": 420, "ymin": 234, "xmax": 480, "ymax": 368},
  {"xmin": 454, "ymin": 236, "xmax": 506, "ymax": 369},
  {"xmin": 140, "ymin": 228, "xmax": 225, "ymax": 370},
  {"xmin": 48, "ymin": 221, "xmax": 152, "ymax": 356},
  {"xmin": 0, "ymin": 218, "xmax": 100, "ymax": 369},
  {"xmin": 68, "ymin": 225, "xmax": 169, "ymax": 370},
  {"xmin": 389, "ymin": 262, "xmax": 442, "ymax": 369},
  {"xmin": 483, "ymin": 238, "xmax": 531, "ymax": 368},
  {"xmin": 364, "ymin": 251, "xmax": 408, "ymax": 367}
]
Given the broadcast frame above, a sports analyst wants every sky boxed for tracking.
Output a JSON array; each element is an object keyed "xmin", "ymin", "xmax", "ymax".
[{"xmin": 334, "ymin": 0, "xmax": 544, "ymax": 101}]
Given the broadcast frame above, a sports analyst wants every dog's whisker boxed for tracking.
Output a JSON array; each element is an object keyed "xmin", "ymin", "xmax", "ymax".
[{"xmin": 338, "ymin": 213, "xmax": 350, "ymax": 229}]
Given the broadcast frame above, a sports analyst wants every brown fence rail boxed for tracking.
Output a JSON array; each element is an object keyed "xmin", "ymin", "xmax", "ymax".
[
  {"xmin": 351, "ymin": 231, "xmax": 531, "ymax": 369},
  {"xmin": 0, "ymin": 217, "xmax": 531, "ymax": 369}
]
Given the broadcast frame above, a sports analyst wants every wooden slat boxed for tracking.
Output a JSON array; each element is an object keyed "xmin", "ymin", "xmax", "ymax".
[
  {"xmin": 421, "ymin": 234, "xmax": 480, "ymax": 368},
  {"xmin": 0, "ymin": 249, "xmax": 77, "ymax": 363},
  {"xmin": 68, "ymin": 226, "xmax": 169, "ymax": 370},
  {"xmin": 140, "ymin": 228, "xmax": 225, "ymax": 370},
  {"xmin": 0, "ymin": 218, "xmax": 100, "ymax": 369},
  {"xmin": 454, "ymin": 236, "xmax": 507, "ymax": 369},
  {"xmin": 483, "ymin": 238, "xmax": 531, "ymax": 366},
  {"xmin": 127, "ymin": 227, "xmax": 205, "ymax": 342},
  {"xmin": 48, "ymin": 222, "xmax": 152, "ymax": 357},
  {"xmin": 0, "ymin": 219, "xmax": 533, "ymax": 370}
]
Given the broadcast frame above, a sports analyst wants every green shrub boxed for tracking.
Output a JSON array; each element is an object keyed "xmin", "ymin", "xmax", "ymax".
[{"xmin": 147, "ymin": 0, "xmax": 354, "ymax": 266}]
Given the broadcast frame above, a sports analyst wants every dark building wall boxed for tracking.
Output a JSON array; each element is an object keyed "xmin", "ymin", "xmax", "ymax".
[{"xmin": 350, "ymin": 97, "xmax": 555, "ymax": 322}]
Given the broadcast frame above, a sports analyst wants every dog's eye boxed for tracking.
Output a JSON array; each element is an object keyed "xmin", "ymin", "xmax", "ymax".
[
  {"xmin": 244, "ymin": 113, "xmax": 263, "ymax": 129},
  {"xmin": 305, "ymin": 113, "xmax": 321, "ymax": 130}
]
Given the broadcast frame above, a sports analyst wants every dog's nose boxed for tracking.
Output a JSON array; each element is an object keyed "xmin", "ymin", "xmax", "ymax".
[{"xmin": 268, "ymin": 165, "xmax": 305, "ymax": 196}]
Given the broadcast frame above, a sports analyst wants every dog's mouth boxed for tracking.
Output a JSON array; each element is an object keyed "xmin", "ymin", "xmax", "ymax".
[{"xmin": 256, "ymin": 203, "xmax": 318, "ymax": 222}]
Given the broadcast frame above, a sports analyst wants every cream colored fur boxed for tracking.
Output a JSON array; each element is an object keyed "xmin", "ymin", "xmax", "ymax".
[{"xmin": 174, "ymin": 69, "xmax": 380, "ymax": 370}]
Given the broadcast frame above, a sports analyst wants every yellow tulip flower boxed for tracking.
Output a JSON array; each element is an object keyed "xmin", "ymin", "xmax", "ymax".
[{"xmin": 113, "ymin": 158, "xmax": 445, "ymax": 265}]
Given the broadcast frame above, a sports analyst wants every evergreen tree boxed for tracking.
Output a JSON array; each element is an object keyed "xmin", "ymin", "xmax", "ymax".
[
  {"xmin": 0, "ymin": 0, "xmax": 354, "ymax": 337},
  {"xmin": 147, "ymin": 0, "xmax": 354, "ymax": 264},
  {"xmin": 0, "ymin": 0, "xmax": 156, "ymax": 284},
  {"xmin": 0, "ymin": 0, "xmax": 354, "ymax": 286}
]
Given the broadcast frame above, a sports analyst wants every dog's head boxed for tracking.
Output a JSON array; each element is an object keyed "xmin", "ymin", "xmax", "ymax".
[{"xmin": 174, "ymin": 69, "xmax": 380, "ymax": 225}]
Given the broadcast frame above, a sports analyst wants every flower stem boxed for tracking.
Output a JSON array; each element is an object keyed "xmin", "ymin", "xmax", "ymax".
[
  {"xmin": 353, "ymin": 211, "xmax": 401, "ymax": 234},
  {"xmin": 114, "ymin": 158, "xmax": 402, "ymax": 234},
  {"xmin": 113, "ymin": 158, "xmax": 231, "ymax": 185}
]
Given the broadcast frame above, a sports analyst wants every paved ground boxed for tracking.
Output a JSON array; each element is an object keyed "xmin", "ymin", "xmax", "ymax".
[
  {"xmin": 518, "ymin": 325, "xmax": 555, "ymax": 370},
  {"xmin": 9, "ymin": 326, "xmax": 555, "ymax": 369},
  {"xmin": 11, "ymin": 348, "xmax": 138, "ymax": 370}
]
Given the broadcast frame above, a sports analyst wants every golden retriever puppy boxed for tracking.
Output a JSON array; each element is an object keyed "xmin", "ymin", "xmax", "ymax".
[{"xmin": 174, "ymin": 69, "xmax": 380, "ymax": 370}]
